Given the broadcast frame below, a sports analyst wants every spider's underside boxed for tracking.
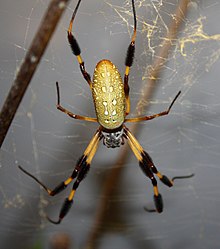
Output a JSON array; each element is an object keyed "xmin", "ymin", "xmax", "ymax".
[{"xmin": 102, "ymin": 127, "xmax": 125, "ymax": 148}]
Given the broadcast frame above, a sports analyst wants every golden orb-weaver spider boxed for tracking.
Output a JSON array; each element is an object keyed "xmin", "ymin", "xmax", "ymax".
[{"xmin": 19, "ymin": 0, "xmax": 193, "ymax": 224}]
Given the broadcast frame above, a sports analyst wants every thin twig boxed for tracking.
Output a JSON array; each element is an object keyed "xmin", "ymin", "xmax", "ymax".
[
  {"xmin": 85, "ymin": 0, "xmax": 190, "ymax": 248},
  {"xmin": 0, "ymin": 0, "xmax": 71, "ymax": 147}
]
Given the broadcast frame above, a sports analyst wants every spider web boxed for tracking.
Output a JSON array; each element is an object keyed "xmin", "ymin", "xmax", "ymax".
[{"xmin": 1, "ymin": 0, "xmax": 220, "ymax": 248}]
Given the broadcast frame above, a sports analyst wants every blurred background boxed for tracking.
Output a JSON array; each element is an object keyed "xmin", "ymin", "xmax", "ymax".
[{"xmin": 1, "ymin": 0, "xmax": 220, "ymax": 248}]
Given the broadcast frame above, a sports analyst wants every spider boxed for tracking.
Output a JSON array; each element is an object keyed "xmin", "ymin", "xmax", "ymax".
[{"xmin": 19, "ymin": 0, "xmax": 193, "ymax": 224}]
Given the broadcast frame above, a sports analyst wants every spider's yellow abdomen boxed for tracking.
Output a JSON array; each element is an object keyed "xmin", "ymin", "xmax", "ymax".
[{"xmin": 92, "ymin": 60, "xmax": 126, "ymax": 130}]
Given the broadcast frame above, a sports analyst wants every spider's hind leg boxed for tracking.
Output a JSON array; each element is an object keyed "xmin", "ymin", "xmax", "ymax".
[
  {"xmin": 139, "ymin": 159, "xmax": 164, "ymax": 213},
  {"xmin": 47, "ymin": 155, "xmax": 91, "ymax": 224},
  {"xmin": 124, "ymin": 126, "xmax": 164, "ymax": 213},
  {"xmin": 124, "ymin": 126, "xmax": 194, "ymax": 213},
  {"xmin": 19, "ymin": 129, "xmax": 102, "ymax": 224},
  {"xmin": 142, "ymin": 150, "xmax": 194, "ymax": 213},
  {"xmin": 141, "ymin": 150, "xmax": 173, "ymax": 188},
  {"xmin": 47, "ymin": 129, "xmax": 101, "ymax": 224}
]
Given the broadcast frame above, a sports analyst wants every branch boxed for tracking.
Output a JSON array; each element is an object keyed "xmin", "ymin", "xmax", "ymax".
[{"xmin": 0, "ymin": 0, "xmax": 71, "ymax": 147}]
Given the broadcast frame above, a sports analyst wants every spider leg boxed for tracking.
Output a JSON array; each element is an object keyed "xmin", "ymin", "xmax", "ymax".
[
  {"xmin": 124, "ymin": 0, "xmax": 137, "ymax": 116},
  {"xmin": 67, "ymin": 0, "xmax": 92, "ymax": 87},
  {"xmin": 18, "ymin": 129, "xmax": 101, "ymax": 223},
  {"xmin": 47, "ymin": 129, "xmax": 101, "ymax": 224},
  {"xmin": 124, "ymin": 125, "xmax": 194, "ymax": 212},
  {"xmin": 56, "ymin": 82, "xmax": 97, "ymax": 122},
  {"xmin": 18, "ymin": 129, "xmax": 100, "ymax": 196},
  {"xmin": 125, "ymin": 91, "xmax": 181, "ymax": 122},
  {"xmin": 124, "ymin": 126, "xmax": 165, "ymax": 212},
  {"xmin": 18, "ymin": 164, "xmax": 75, "ymax": 196}
]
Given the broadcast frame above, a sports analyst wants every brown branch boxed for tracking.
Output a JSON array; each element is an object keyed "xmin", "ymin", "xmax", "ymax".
[
  {"xmin": 138, "ymin": 0, "xmax": 190, "ymax": 106},
  {"xmin": 50, "ymin": 233, "xmax": 71, "ymax": 249},
  {"xmin": 84, "ymin": 0, "xmax": 190, "ymax": 248},
  {"xmin": 0, "ymin": 0, "xmax": 71, "ymax": 148}
]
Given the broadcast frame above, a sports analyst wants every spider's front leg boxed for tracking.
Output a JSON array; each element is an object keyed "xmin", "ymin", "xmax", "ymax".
[
  {"xmin": 67, "ymin": 0, "xmax": 92, "ymax": 87},
  {"xmin": 124, "ymin": 0, "xmax": 137, "ymax": 116}
]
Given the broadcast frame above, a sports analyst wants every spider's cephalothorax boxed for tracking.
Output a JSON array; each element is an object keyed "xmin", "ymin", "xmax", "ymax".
[
  {"xmin": 102, "ymin": 128, "xmax": 125, "ymax": 148},
  {"xmin": 19, "ymin": 0, "xmax": 193, "ymax": 225}
]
